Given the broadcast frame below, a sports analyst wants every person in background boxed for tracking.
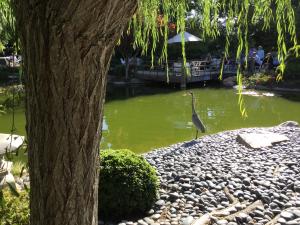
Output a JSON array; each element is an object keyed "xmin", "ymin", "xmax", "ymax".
[
  {"xmin": 268, "ymin": 47, "xmax": 279, "ymax": 66},
  {"xmin": 253, "ymin": 51, "xmax": 262, "ymax": 66},
  {"xmin": 271, "ymin": 52, "xmax": 280, "ymax": 66},
  {"xmin": 249, "ymin": 47, "xmax": 257, "ymax": 58},
  {"xmin": 263, "ymin": 52, "xmax": 273, "ymax": 70},
  {"xmin": 257, "ymin": 46, "xmax": 265, "ymax": 61},
  {"xmin": 262, "ymin": 52, "xmax": 274, "ymax": 71},
  {"xmin": 205, "ymin": 53, "xmax": 212, "ymax": 65}
]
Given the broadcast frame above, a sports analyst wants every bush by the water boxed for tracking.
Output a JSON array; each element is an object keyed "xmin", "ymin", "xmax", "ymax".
[
  {"xmin": 0, "ymin": 85, "xmax": 25, "ymax": 111},
  {"xmin": 99, "ymin": 149, "xmax": 159, "ymax": 219},
  {"xmin": 0, "ymin": 190, "xmax": 29, "ymax": 225},
  {"xmin": 243, "ymin": 73, "xmax": 275, "ymax": 87}
]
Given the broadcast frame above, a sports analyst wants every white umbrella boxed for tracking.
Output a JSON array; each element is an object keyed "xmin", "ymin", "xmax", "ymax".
[{"xmin": 167, "ymin": 32, "xmax": 201, "ymax": 44}]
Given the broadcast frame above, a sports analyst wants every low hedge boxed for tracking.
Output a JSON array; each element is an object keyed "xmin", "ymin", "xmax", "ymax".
[{"xmin": 99, "ymin": 149, "xmax": 159, "ymax": 219}]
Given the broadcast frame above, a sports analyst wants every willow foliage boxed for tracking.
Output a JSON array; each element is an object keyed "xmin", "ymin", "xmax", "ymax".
[
  {"xmin": 1, "ymin": 0, "xmax": 298, "ymax": 70},
  {"xmin": 0, "ymin": 0, "xmax": 16, "ymax": 52},
  {"xmin": 134, "ymin": 0, "xmax": 299, "ymax": 67},
  {"xmin": 133, "ymin": 0, "xmax": 299, "ymax": 116},
  {"xmin": 2, "ymin": 0, "xmax": 298, "ymax": 74}
]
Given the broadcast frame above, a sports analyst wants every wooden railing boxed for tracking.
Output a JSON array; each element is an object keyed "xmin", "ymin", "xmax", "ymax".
[{"xmin": 134, "ymin": 59, "xmax": 242, "ymax": 83}]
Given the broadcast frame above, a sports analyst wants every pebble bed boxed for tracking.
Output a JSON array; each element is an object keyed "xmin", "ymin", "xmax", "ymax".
[{"xmin": 113, "ymin": 123, "xmax": 300, "ymax": 225}]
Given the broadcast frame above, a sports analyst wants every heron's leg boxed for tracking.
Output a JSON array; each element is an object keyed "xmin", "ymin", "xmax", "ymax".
[{"xmin": 195, "ymin": 129, "xmax": 198, "ymax": 139}]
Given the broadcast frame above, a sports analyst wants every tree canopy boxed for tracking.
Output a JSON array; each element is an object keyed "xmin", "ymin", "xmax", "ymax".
[
  {"xmin": 131, "ymin": 0, "xmax": 299, "ymax": 115},
  {"xmin": 133, "ymin": 0, "xmax": 299, "ymax": 70},
  {"xmin": 1, "ymin": 0, "xmax": 299, "ymax": 67}
]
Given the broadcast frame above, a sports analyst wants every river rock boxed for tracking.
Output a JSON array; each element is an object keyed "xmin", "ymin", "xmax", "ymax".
[
  {"xmin": 137, "ymin": 219, "xmax": 147, "ymax": 225},
  {"xmin": 151, "ymin": 214, "xmax": 160, "ymax": 220},
  {"xmin": 217, "ymin": 219, "xmax": 229, "ymax": 225},
  {"xmin": 155, "ymin": 200, "xmax": 165, "ymax": 206},
  {"xmin": 294, "ymin": 181, "xmax": 300, "ymax": 193},
  {"xmin": 280, "ymin": 211, "xmax": 295, "ymax": 220},
  {"xmin": 181, "ymin": 216, "xmax": 194, "ymax": 225},
  {"xmin": 286, "ymin": 219, "xmax": 300, "ymax": 225}
]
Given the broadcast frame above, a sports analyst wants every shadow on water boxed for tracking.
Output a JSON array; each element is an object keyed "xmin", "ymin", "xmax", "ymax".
[
  {"xmin": 278, "ymin": 92, "xmax": 300, "ymax": 102},
  {"xmin": 105, "ymin": 83, "xmax": 177, "ymax": 103},
  {"xmin": 105, "ymin": 80, "xmax": 223, "ymax": 102}
]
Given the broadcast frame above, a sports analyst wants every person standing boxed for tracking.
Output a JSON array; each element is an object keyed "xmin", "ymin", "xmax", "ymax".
[
  {"xmin": 249, "ymin": 47, "xmax": 257, "ymax": 57},
  {"xmin": 257, "ymin": 46, "xmax": 265, "ymax": 61}
]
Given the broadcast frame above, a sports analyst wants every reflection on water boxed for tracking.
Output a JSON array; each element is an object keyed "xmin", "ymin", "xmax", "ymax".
[
  {"xmin": 0, "ymin": 84, "xmax": 299, "ymax": 153},
  {"xmin": 102, "ymin": 118, "xmax": 108, "ymax": 131}
]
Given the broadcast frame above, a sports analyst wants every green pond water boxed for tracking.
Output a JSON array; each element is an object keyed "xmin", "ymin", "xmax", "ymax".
[{"xmin": 0, "ymin": 85, "xmax": 300, "ymax": 153}]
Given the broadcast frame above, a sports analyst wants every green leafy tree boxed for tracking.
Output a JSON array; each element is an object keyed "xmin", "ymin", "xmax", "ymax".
[{"xmin": 0, "ymin": 0, "xmax": 297, "ymax": 225}]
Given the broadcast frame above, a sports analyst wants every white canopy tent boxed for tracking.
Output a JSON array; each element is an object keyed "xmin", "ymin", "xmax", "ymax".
[{"xmin": 167, "ymin": 32, "xmax": 201, "ymax": 44}]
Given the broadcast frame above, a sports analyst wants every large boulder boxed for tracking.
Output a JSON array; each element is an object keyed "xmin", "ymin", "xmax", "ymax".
[{"xmin": 237, "ymin": 131, "xmax": 289, "ymax": 149}]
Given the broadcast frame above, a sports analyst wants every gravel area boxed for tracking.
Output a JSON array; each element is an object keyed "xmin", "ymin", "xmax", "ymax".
[{"xmin": 112, "ymin": 122, "xmax": 300, "ymax": 225}]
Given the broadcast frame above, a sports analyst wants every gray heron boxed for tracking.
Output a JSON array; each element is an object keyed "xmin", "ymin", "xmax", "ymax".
[{"xmin": 189, "ymin": 92, "xmax": 206, "ymax": 139}]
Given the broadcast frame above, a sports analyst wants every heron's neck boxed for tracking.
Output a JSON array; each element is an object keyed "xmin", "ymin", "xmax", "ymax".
[{"xmin": 192, "ymin": 94, "xmax": 196, "ymax": 113}]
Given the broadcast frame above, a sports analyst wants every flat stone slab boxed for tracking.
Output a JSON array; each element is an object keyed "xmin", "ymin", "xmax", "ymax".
[
  {"xmin": 237, "ymin": 131, "xmax": 289, "ymax": 149},
  {"xmin": 0, "ymin": 133, "xmax": 25, "ymax": 155}
]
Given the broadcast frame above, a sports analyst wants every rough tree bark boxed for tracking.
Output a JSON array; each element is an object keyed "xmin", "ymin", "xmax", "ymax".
[{"xmin": 13, "ymin": 1, "xmax": 137, "ymax": 225}]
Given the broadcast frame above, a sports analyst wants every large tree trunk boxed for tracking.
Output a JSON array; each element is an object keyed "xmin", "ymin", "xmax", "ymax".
[{"xmin": 13, "ymin": 1, "xmax": 137, "ymax": 225}]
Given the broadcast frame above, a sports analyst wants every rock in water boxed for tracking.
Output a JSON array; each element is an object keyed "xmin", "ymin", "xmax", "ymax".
[
  {"xmin": 279, "ymin": 121, "xmax": 299, "ymax": 127},
  {"xmin": 223, "ymin": 76, "xmax": 236, "ymax": 87}
]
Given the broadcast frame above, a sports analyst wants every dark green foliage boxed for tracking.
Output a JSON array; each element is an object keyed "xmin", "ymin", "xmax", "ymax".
[
  {"xmin": 111, "ymin": 64, "xmax": 125, "ymax": 76},
  {"xmin": 0, "ymin": 67, "xmax": 19, "ymax": 74},
  {"xmin": 0, "ymin": 190, "xmax": 29, "ymax": 225},
  {"xmin": 99, "ymin": 149, "xmax": 159, "ymax": 219},
  {"xmin": 285, "ymin": 57, "xmax": 300, "ymax": 79},
  {"xmin": 0, "ymin": 85, "xmax": 25, "ymax": 110},
  {"xmin": 0, "ymin": 67, "xmax": 20, "ymax": 83},
  {"xmin": 243, "ymin": 73, "xmax": 275, "ymax": 87}
]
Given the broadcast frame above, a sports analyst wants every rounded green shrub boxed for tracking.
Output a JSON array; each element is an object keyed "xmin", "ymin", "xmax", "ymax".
[{"xmin": 99, "ymin": 149, "xmax": 159, "ymax": 219}]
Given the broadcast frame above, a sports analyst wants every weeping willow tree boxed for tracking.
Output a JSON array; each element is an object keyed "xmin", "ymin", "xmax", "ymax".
[
  {"xmin": 0, "ymin": 0, "xmax": 298, "ymax": 224},
  {"xmin": 132, "ymin": 0, "xmax": 299, "ymax": 115}
]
